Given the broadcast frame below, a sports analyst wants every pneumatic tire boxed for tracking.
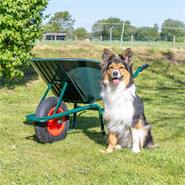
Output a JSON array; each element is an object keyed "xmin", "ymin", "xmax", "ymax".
[{"xmin": 34, "ymin": 96, "xmax": 69, "ymax": 143}]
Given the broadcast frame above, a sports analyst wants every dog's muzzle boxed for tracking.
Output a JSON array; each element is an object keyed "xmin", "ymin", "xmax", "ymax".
[
  {"xmin": 111, "ymin": 70, "xmax": 122, "ymax": 85},
  {"xmin": 111, "ymin": 70, "xmax": 121, "ymax": 78}
]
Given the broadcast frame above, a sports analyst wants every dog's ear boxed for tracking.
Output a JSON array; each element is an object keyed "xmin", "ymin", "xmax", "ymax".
[
  {"xmin": 120, "ymin": 48, "xmax": 133, "ymax": 66},
  {"xmin": 102, "ymin": 48, "xmax": 113, "ymax": 62}
]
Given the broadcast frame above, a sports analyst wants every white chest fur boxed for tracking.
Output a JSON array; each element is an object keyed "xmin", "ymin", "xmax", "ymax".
[{"xmin": 101, "ymin": 82, "xmax": 136, "ymax": 127}]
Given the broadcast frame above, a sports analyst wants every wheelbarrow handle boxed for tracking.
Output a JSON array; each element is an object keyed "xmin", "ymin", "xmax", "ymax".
[
  {"xmin": 140, "ymin": 63, "xmax": 149, "ymax": 71},
  {"xmin": 133, "ymin": 63, "xmax": 149, "ymax": 78}
]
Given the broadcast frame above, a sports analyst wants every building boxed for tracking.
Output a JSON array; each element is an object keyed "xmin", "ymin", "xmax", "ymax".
[{"xmin": 43, "ymin": 32, "xmax": 66, "ymax": 41}]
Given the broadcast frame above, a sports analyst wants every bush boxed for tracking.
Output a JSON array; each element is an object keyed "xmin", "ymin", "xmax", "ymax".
[
  {"xmin": 0, "ymin": 0, "xmax": 48, "ymax": 83},
  {"xmin": 74, "ymin": 27, "xmax": 88, "ymax": 40}
]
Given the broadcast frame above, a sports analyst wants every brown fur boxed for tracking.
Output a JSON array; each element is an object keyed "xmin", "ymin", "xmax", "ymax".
[
  {"xmin": 102, "ymin": 73, "xmax": 109, "ymax": 85},
  {"xmin": 106, "ymin": 133, "xmax": 118, "ymax": 153},
  {"xmin": 134, "ymin": 119, "xmax": 144, "ymax": 129}
]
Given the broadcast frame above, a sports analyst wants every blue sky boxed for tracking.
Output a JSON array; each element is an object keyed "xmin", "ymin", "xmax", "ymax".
[{"xmin": 44, "ymin": 0, "xmax": 185, "ymax": 31}]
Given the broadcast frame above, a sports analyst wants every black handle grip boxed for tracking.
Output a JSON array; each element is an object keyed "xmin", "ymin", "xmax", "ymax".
[{"xmin": 140, "ymin": 64, "xmax": 149, "ymax": 71}]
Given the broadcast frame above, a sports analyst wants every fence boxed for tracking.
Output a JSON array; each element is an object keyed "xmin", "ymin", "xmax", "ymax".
[{"xmin": 42, "ymin": 22, "xmax": 185, "ymax": 49}]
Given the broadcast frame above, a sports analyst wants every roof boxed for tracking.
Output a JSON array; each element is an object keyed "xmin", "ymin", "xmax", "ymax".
[{"xmin": 43, "ymin": 32, "xmax": 67, "ymax": 36}]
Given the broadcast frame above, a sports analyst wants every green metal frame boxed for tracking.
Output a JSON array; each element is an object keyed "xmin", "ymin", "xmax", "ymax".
[
  {"xmin": 26, "ymin": 80, "xmax": 105, "ymax": 134},
  {"xmin": 133, "ymin": 64, "xmax": 149, "ymax": 78}
]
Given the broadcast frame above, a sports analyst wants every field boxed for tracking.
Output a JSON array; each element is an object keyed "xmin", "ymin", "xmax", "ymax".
[
  {"xmin": 35, "ymin": 40, "xmax": 185, "ymax": 50},
  {"xmin": 0, "ymin": 42, "xmax": 185, "ymax": 185}
]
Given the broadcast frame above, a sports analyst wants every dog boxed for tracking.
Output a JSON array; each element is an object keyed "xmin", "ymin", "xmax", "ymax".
[{"xmin": 100, "ymin": 48, "xmax": 155, "ymax": 153}]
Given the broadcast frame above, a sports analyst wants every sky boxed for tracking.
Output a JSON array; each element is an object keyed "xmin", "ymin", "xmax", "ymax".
[{"xmin": 44, "ymin": 0, "xmax": 185, "ymax": 31}]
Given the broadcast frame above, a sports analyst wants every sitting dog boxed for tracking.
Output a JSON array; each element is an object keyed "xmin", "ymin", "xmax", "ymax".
[{"xmin": 100, "ymin": 48, "xmax": 154, "ymax": 153}]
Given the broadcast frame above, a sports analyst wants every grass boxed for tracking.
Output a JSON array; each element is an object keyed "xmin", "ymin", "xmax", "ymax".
[{"xmin": 0, "ymin": 43, "xmax": 185, "ymax": 185}]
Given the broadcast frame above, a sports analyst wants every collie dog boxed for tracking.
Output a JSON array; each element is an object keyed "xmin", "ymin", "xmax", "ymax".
[{"xmin": 100, "ymin": 48, "xmax": 155, "ymax": 153}]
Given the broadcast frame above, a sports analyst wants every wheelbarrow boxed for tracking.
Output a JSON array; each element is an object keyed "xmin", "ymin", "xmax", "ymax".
[{"xmin": 26, "ymin": 58, "xmax": 149, "ymax": 143}]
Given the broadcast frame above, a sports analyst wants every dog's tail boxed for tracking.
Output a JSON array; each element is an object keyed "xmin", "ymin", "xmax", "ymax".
[{"xmin": 144, "ymin": 127, "xmax": 158, "ymax": 149}]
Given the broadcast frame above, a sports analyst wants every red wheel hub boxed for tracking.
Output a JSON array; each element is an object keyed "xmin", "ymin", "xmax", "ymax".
[{"xmin": 47, "ymin": 107, "xmax": 66, "ymax": 136}]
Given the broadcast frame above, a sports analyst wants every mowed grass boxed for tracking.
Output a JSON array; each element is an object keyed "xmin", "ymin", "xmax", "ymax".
[{"xmin": 0, "ymin": 43, "xmax": 185, "ymax": 185}]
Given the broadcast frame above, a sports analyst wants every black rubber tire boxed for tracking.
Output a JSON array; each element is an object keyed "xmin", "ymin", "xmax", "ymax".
[{"xmin": 34, "ymin": 96, "xmax": 69, "ymax": 143}]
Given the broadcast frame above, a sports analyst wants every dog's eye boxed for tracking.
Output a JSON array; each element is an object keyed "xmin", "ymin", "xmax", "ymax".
[
  {"xmin": 109, "ymin": 66, "xmax": 113, "ymax": 69},
  {"xmin": 119, "ymin": 66, "xmax": 124, "ymax": 69}
]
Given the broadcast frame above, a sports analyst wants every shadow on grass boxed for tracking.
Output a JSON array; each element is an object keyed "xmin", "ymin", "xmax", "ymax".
[
  {"xmin": 159, "ymin": 129, "xmax": 185, "ymax": 141},
  {"xmin": 150, "ymin": 113, "xmax": 185, "ymax": 142},
  {"xmin": 152, "ymin": 62, "xmax": 185, "ymax": 85},
  {"xmin": 163, "ymin": 63, "xmax": 185, "ymax": 85},
  {"xmin": 25, "ymin": 134, "xmax": 44, "ymax": 144},
  {"xmin": 158, "ymin": 123, "xmax": 185, "ymax": 142},
  {"xmin": 24, "ymin": 113, "xmax": 106, "ymax": 146},
  {"xmin": 138, "ymin": 81, "xmax": 185, "ymax": 106},
  {"xmin": 71, "ymin": 115, "xmax": 106, "ymax": 146},
  {"xmin": 0, "ymin": 68, "xmax": 38, "ymax": 89},
  {"xmin": 23, "ymin": 121, "xmax": 46, "ymax": 144}
]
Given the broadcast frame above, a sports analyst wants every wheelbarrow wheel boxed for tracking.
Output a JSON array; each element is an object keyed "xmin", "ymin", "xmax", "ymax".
[{"xmin": 34, "ymin": 96, "xmax": 69, "ymax": 143}]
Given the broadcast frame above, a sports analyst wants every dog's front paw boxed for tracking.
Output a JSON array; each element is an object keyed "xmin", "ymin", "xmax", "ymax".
[
  {"xmin": 115, "ymin": 145, "xmax": 122, "ymax": 150},
  {"xmin": 100, "ymin": 148, "xmax": 114, "ymax": 154},
  {"xmin": 100, "ymin": 149, "xmax": 106, "ymax": 154},
  {"xmin": 132, "ymin": 147, "xmax": 141, "ymax": 153}
]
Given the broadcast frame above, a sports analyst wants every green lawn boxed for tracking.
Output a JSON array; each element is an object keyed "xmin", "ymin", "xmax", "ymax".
[{"xmin": 0, "ymin": 45, "xmax": 185, "ymax": 185}]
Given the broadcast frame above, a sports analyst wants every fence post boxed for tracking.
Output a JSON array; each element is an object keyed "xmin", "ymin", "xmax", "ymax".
[
  {"xmin": 100, "ymin": 35, "xmax": 102, "ymax": 42},
  {"xmin": 173, "ymin": 35, "xmax": 176, "ymax": 48},
  {"xmin": 131, "ymin": 35, "xmax": 134, "ymax": 45},
  {"xmin": 75, "ymin": 35, "xmax": 77, "ymax": 41},
  {"xmin": 120, "ymin": 21, "xmax": 125, "ymax": 48},
  {"xmin": 110, "ymin": 27, "xmax": 113, "ymax": 47}
]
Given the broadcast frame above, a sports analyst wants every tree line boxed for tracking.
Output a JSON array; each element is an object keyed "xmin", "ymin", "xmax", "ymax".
[{"xmin": 43, "ymin": 11, "xmax": 185, "ymax": 42}]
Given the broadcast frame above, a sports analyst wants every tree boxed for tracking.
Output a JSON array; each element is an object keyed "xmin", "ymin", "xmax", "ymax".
[
  {"xmin": 43, "ymin": 11, "xmax": 75, "ymax": 33},
  {"xmin": 74, "ymin": 28, "xmax": 88, "ymax": 40},
  {"xmin": 91, "ymin": 18, "xmax": 136, "ymax": 41},
  {"xmin": 135, "ymin": 27, "xmax": 160, "ymax": 41},
  {"xmin": 160, "ymin": 19, "xmax": 185, "ymax": 41},
  {"xmin": 92, "ymin": 17, "xmax": 123, "ymax": 40},
  {"xmin": 0, "ymin": 0, "xmax": 48, "ymax": 82},
  {"xmin": 123, "ymin": 21, "xmax": 137, "ymax": 41}
]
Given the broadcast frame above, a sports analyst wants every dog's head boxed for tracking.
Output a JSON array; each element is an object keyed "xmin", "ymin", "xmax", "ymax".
[{"xmin": 101, "ymin": 48, "xmax": 133, "ymax": 87}]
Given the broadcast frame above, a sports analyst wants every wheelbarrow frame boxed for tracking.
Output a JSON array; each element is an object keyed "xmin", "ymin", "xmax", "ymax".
[{"xmin": 26, "ymin": 80, "xmax": 105, "ymax": 134}]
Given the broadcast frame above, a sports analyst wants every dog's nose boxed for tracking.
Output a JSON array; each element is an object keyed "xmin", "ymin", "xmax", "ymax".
[{"xmin": 112, "ymin": 70, "xmax": 119, "ymax": 77}]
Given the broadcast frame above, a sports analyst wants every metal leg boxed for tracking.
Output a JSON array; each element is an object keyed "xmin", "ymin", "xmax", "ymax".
[
  {"xmin": 54, "ymin": 82, "xmax": 68, "ymax": 114},
  {"xmin": 91, "ymin": 104, "xmax": 106, "ymax": 135},
  {"xmin": 98, "ymin": 109, "xmax": 106, "ymax": 135},
  {"xmin": 72, "ymin": 103, "xmax": 77, "ymax": 129}
]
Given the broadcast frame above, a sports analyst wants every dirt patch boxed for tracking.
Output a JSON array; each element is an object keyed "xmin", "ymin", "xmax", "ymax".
[{"xmin": 162, "ymin": 49, "xmax": 185, "ymax": 64}]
